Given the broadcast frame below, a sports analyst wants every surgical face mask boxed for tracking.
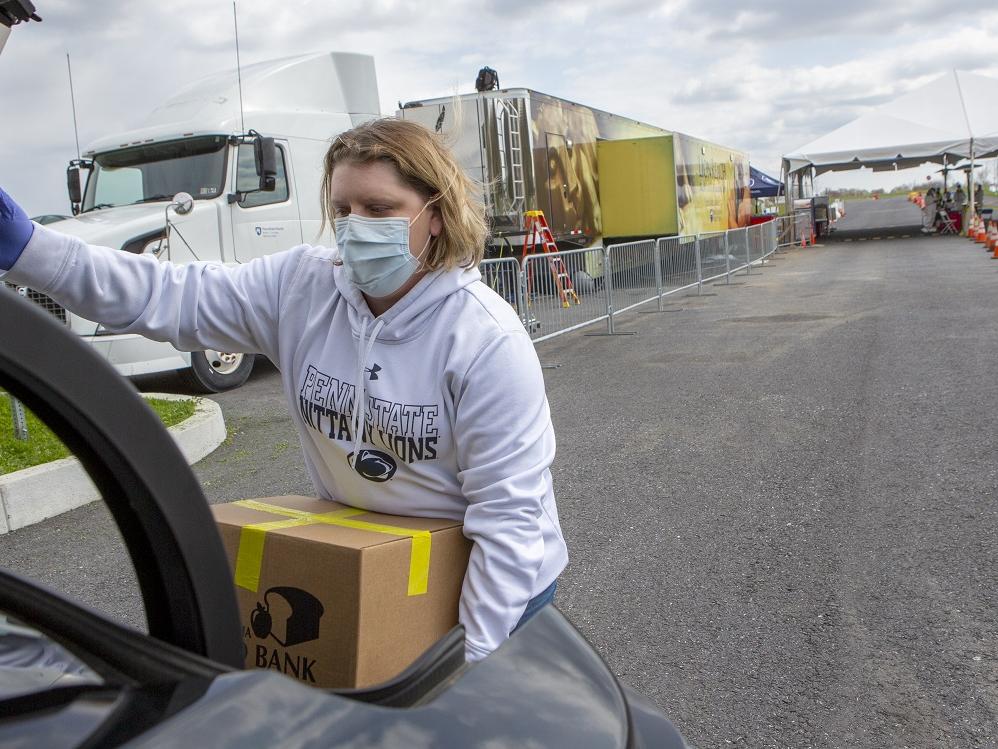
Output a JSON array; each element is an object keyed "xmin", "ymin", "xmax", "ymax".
[{"xmin": 334, "ymin": 204, "xmax": 433, "ymax": 299}]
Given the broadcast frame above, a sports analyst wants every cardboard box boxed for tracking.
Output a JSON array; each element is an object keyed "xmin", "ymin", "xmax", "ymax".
[{"xmin": 211, "ymin": 495, "xmax": 471, "ymax": 689}]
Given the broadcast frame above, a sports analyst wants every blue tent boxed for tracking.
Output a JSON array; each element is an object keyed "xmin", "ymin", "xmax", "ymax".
[{"xmin": 749, "ymin": 166, "xmax": 783, "ymax": 198}]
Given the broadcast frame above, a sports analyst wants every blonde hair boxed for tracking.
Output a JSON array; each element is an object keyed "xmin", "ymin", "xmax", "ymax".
[{"xmin": 320, "ymin": 118, "xmax": 488, "ymax": 270}]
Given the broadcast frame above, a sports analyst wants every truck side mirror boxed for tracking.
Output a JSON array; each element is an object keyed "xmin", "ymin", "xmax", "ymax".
[
  {"xmin": 254, "ymin": 136, "xmax": 277, "ymax": 192},
  {"xmin": 66, "ymin": 165, "xmax": 82, "ymax": 214}
]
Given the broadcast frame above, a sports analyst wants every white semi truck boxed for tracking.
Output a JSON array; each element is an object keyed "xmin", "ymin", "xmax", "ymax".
[{"xmin": 26, "ymin": 51, "xmax": 380, "ymax": 391}]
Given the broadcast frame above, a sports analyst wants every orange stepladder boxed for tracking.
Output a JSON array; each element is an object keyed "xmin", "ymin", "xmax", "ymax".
[{"xmin": 520, "ymin": 210, "xmax": 580, "ymax": 308}]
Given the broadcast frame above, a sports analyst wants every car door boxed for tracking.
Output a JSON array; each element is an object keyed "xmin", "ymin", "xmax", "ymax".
[{"xmin": 0, "ymin": 290, "xmax": 686, "ymax": 749}]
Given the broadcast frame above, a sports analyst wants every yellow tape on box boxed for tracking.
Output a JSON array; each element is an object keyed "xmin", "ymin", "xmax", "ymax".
[{"xmin": 232, "ymin": 499, "xmax": 431, "ymax": 597}]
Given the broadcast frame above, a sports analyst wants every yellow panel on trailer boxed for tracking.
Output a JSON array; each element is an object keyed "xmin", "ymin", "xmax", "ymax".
[{"xmin": 597, "ymin": 135, "xmax": 679, "ymax": 239}]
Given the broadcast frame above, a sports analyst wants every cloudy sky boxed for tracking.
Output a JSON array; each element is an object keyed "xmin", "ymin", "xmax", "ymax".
[{"xmin": 2, "ymin": 0, "xmax": 998, "ymax": 215}]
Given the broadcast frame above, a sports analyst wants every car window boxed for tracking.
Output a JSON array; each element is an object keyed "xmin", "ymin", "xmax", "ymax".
[
  {"xmin": 236, "ymin": 144, "xmax": 290, "ymax": 208},
  {"xmin": 1, "ymin": 386, "xmax": 147, "ymax": 705},
  {"xmin": 0, "ymin": 612, "xmax": 103, "ymax": 702}
]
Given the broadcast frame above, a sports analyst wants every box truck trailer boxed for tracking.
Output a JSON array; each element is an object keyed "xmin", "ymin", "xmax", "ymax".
[
  {"xmin": 12, "ymin": 51, "xmax": 380, "ymax": 391},
  {"xmin": 397, "ymin": 87, "xmax": 751, "ymax": 256},
  {"xmin": 398, "ymin": 88, "xmax": 667, "ymax": 255}
]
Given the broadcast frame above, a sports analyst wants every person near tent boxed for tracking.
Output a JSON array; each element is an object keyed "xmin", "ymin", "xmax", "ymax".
[
  {"xmin": 954, "ymin": 184, "xmax": 966, "ymax": 210},
  {"xmin": 974, "ymin": 183, "xmax": 983, "ymax": 215},
  {"xmin": 921, "ymin": 187, "xmax": 938, "ymax": 234},
  {"xmin": 0, "ymin": 118, "xmax": 569, "ymax": 664}
]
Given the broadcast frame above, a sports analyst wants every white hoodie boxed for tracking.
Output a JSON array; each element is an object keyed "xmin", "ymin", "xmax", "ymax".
[{"xmin": 3, "ymin": 224, "xmax": 569, "ymax": 661}]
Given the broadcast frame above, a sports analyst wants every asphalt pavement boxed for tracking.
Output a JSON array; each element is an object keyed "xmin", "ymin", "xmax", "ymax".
[
  {"xmin": 829, "ymin": 195, "xmax": 924, "ymax": 238},
  {"xmin": 826, "ymin": 193, "xmax": 998, "ymax": 241},
  {"xmin": 2, "ymin": 218, "xmax": 996, "ymax": 748}
]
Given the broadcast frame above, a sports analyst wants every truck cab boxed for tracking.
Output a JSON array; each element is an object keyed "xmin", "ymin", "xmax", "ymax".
[{"xmin": 26, "ymin": 51, "xmax": 380, "ymax": 391}]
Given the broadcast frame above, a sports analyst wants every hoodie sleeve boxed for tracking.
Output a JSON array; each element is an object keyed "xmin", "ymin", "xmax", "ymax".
[
  {"xmin": 454, "ymin": 328, "xmax": 556, "ymax": 662},
  {"xmin": 0, "ymin": 223, "xmax": 308, "ymax": 364}
]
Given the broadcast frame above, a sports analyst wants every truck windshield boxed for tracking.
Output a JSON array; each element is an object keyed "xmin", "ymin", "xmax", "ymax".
[{"xmin": 81, "ymin": 136, "xmax": 228, "ymax": 212}]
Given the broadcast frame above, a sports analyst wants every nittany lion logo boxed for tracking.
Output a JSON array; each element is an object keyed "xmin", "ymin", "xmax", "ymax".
[
  {"xmin": 255, "ymin": 226, "xmax": 262, "ymax": 236},
  {"xmin": 348, "ymin": 449, "xmax": 397, "ymax": 482}
]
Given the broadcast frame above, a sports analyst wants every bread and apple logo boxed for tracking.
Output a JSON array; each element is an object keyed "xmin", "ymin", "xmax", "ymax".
[{"xmin": 247, "ymin": 586, "xmax": 325, "ymax": 683}]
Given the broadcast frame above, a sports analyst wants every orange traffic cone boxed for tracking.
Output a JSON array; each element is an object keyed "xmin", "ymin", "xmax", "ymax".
[
  {"xmin": 988, "ymin": 223, "xmax": 998, "ymax": 256},
  {"xmin": 969, "ymin": 216, "xmax": 980, "ymax": 241},
  {"xmin": 978, "ymin": 218, "xmax": 989, "ymax": 244}
]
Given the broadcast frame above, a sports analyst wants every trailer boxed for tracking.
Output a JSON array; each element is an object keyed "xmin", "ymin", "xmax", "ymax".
[
  {"xmin": 398, "ymin": 88, "xmax": 666, "ymax": 256},
  {"xmin": 398, "ymin": 88, "xmax": 752, "ymax": 257}
]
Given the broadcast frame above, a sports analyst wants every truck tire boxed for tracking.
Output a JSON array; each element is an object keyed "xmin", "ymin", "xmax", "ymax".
[{"xmin": 180, "ymin": 350, "xmax": 254, "ymax": 393}]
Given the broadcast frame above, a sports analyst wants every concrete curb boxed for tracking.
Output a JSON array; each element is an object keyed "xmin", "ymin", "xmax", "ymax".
[{"xmin": 0, "ymin": 393, "xmax": 225, "ymax": 534}]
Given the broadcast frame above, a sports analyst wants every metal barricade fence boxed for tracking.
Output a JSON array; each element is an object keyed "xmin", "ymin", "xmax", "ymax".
[
  {"xmin": 745, "ymin": 224, "xmax": 766, "ymax": 265},
  {"xmin": 604, "ymin": 240, "xmax": 658, "ymax": 317},
  {"xmin": 657, "ymin": 234, "xmax": 700, "ymax": 299},
  {"xmin": 723, "ymin": 229, "xmax": 748, "ymax": 280},
  {"xmin": 749, "ymin": 224, "xmax": 768, "ymax": 263},
  {"xmin": 522, "ymin": 246, "xmax": 608, "ymax": 343},
  {"xmin": 478, "ymin": 217, "xmax": 801, "ymax": 345},
  {"xmin": 697, "ymin": 231, "xmax": 733, "ymax": 284},
  {"xmin": 774, "ymin": 215, "xmax": 795, "ymax": 248},
  {"xmin": 749, "ymin": 223, "xmax": 764, "ymax": 264},
  {"xmin": 479, "ymin": 257, "xmax": 523, "ymax": 324}
]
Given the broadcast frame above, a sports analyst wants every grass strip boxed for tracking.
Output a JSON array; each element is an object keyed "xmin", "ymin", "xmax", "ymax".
[{"xmin": 0, "ymin": 395, "xmax": 196, "ymax": 475}]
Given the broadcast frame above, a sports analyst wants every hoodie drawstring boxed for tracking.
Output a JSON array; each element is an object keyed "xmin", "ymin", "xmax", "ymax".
[{"xmin": 350, "ymin": 316, "xmax": 385, "ymax": 469}]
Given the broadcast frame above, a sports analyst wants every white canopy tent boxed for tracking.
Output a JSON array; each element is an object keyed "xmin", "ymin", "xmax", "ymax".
[
  {"xmin": 784, "ymin": 70, "xmax": 998, "ymax": 175},
  {"xmin": 782, "ymin": 71, "xmax": 998, "ymax": 227}
]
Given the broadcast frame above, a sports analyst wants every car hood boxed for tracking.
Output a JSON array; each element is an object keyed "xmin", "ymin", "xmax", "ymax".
[
  {"xmin": 45, "ymin": 204, "xmax": 171, "ymax": 248},
  {"xmin": 124, "ymin": 607, "xmax": 684, "ymax": 748}
]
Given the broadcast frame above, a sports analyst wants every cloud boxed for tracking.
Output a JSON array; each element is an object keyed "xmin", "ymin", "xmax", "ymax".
[
  {"xmin": 676, "ymin": 0, "xmax": 998, "ymax": 41},
  {"xmin": 2, "ymin": 1, "xmax": 997, "ymax": 214}
]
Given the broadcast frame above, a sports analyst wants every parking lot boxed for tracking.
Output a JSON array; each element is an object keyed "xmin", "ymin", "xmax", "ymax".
[{"xmin": 2, "ymin": 221, "xmax": 996, "ymax": 748}]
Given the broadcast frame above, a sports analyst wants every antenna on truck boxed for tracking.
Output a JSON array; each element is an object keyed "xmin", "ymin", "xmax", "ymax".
[
  {"xmin": 233, "ymin": 1, "xmax": 245, "ymax": 133},
  {"xmin": 66, "ymin": 53, "xmax": 80, "ymax": 162}
]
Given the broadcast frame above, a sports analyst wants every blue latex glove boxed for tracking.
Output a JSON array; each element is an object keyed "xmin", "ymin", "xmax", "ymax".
[{"xmin": 0, "ymin": 187, "xmax": 35, "ymax": 271}]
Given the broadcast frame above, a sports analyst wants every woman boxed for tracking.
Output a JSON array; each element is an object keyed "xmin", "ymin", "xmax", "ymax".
[{"xmin": 0, "ymin": 118, "xmax": 568, "ymax": 663}]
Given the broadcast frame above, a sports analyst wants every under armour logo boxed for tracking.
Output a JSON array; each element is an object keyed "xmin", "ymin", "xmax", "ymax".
[{"xmin": 365, "ymin": 363, "xmax": 381, "ymax": 381}]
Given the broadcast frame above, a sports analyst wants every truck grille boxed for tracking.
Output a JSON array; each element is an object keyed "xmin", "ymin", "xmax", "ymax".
[{"xmin": 3, "ymin": 282, "xmax": 69, "ymax": 326}]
